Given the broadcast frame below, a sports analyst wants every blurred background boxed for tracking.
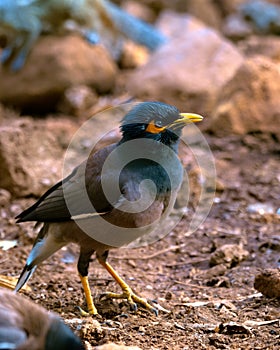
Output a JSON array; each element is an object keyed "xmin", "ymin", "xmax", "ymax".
[{"xmin": 0, "ymin": 1, "xmax": 279, "ymax": 349}]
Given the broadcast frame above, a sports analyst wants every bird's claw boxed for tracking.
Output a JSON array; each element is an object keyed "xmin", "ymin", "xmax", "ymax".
[
  {"xmin": 151, "ymin": 307, "xmax": 159, "ymax": 316},
  {"xmin": 100, "ymin": 290, "xmax": 158, "ymax": 315},
  {"xmin": 76, "ymin": 305, "xmax": 98, "ymax": 316}
]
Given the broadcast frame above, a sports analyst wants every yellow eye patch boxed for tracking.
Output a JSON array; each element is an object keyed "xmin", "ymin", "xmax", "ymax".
[{"xmin": 146, "ymin": 121, "xmax": 166, "ymax": 134}]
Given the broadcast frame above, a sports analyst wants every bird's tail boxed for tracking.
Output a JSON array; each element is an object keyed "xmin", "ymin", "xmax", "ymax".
[
  {"xmin": 15, "ymin": 223, "xmax": 66, "ymax": 292},
  {"xmin": 15, "ymin": 265, "xmax": 37, "ymax": 292}
]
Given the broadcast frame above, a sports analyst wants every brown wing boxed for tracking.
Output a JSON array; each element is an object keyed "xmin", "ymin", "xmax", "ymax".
[{"xmin": 16, "ymin": 144, "xmax": 117, "ymax": 223}]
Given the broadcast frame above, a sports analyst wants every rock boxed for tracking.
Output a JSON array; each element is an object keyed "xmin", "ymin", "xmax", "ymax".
[
  {"xmin": 119, "ymin": 41, "xmax": 150, "ymax": 69},
  {"xmin": 223, "ymin": 13, "xmax": 254, "ymax": 40},
  {"xmin": 78, "ymin": 319, "xmax": 106, "ymax": 347},
  {"xmin": 122, "ymin": 1, "xmax": 157, "ymax": 23},
  {"xmin": 254, "ymin": 269, "xmax": 280, "ymax": 298},
  {"xmin": 259, "ymin": 236, "xmax": 280, "ymax": 252},
  {"xmin": 215, "ymin": 322, "xmax": 252, "ymax": 336},
  {"xmin": 204, "ymin": 264, "xmax": 228, "ymax": 279},
  {"xmin": 183, "ymin": 0, "xmax": 223, "ymax": 30},
  {"xmin": 94, "ymin": 344, "xmax": 142, "ymax": 350},
  {"xmin": 200, "ymin": 264, "xmax": 230, "ymax": 288},
  {"xmin": 0, "ymin": 103, "xmax": 17, "ymax": 123},
  {"xmin": 214, "ymin": 0, "xmax": 248, "ymax": 16},
  {"xmin": 0, "ymin": 188, "xmax": 12, "ymax": 207},
  {"xmin": 0, "ymin": 118, "xmax": 77, "ymax": 197},
  {"xmin": 209, "ymin": 244, "xmax": 249, "ymax": 267},
  {"xmin": 156, "ymin": 10, "xmax": 206, "ymax": 38},
  {"xmin": 238, "ymin": 35, "xmax": 280, "ymax": 63},
  {"xmin": 0, "ymin": 35, "xmax": 117, "ymax": 113},
  {"xmin": 58, "ymin": 85, "xmax": 98, "ymax": 117},
  {"xmin": 210, "ymin": 56, "xmax": 280, "ymax": 139},
  {"xmin": 127, "ymin": 24, "xmax": 244, "ymax": 115}
]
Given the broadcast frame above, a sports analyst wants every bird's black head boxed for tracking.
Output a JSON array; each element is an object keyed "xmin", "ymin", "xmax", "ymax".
[
  {"xmin": 120, "ymin": 101, "xmax": 203, "ymax": 148},
  {"xmin": 45, "ymin": 318, "xmax": 85, "ymax": 350}
]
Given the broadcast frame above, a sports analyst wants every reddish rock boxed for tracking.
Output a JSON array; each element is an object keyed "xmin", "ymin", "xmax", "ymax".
[
  {"xmin": 0, "ymin": 118, "xmax": 77, "ymax": 197},
  {"xmin": 119, "ymin": 41, "xmax": 150, "ymax": 69},
  {"xmin": 0, "ymin": 35, "xmax": 117, "ymax": 112},
  {"xmin": 127, "ymin": 23, "xmax": 244, "ymax": 115},
  {"xmin": 58, "ymin": 85, "xmax": 98, "ymax": 116},
  {"xmin": 210, "ymin": 244, "xmax": 249, "ymax": 268},
  {"xmin": 210, "ymin": 56, "xmax": 280, "ymax": 139},
  {"xmin": 238, "ymin": 35, "xmax": 280, "ymax": 63},
  {"xmin": 254, "ymin": 269, "xmax": 280, "ymax": 298},
  {"xmin": 183, "ymin": 0, "xmax": 223, "ymax": 30},
  {"xmin": 156, "ymin": 10, "xmax": 206, "ymax": 38},
  {"xmin": 122, "ymin": 0, "xmax": 157, "ymax": 23}
]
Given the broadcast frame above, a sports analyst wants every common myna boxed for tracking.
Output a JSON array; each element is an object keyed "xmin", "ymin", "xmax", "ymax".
[
  {"xmin": 0, "ymin": 288, "xmax": 84, "ymax": 350},
  {"xmin": 15, "ymin": 101, "xmax": 203, "ymax": 315}
]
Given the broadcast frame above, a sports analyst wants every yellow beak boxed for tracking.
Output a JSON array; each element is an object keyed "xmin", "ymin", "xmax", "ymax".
[
  {"xmin": 178, "ymin": 113, "xmax": 204, "ymax": 123},
  {"xmin": 168, "ymin": 113, "xmax": 203, "ymax": 129}
]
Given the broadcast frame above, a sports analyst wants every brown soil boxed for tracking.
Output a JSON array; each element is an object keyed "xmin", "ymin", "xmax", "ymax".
[{"xmin": 1, "ymin": 131, "xmax": 279, "ymax": 349}]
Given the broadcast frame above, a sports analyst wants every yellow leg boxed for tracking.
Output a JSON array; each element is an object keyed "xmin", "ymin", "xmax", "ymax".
[
  {"xmin": 98, "ymin": 259, "xmax": 158, "ymax": 315},
  {"xmin": 79, "ymin": 274, "xmax": 98, "ymax": 315}
]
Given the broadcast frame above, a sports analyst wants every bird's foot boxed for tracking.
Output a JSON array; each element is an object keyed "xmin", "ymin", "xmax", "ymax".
[
  {"xmin": 77, "ymin": 305, "xmax": 98, "ymax": 316},
  {"xmin": 79, "ymin": 275, "xmax": 99, "ymax": 316},
  {"xmin": 97, "ymin": 260, "xmax": 158, "ymax": 315},
  {"xmin": 100, "ymin": 287, "xmax": 158, "ymax": 316}
]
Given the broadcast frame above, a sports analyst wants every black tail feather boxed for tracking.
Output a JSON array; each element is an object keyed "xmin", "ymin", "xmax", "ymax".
[{"xmin": 15, "ymin": 265, "xmax": 36, "ymax": 292}]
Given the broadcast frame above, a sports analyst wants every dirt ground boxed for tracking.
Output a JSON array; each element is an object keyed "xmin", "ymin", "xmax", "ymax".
[{"xmin": 0, "ymin": 130, "xmax": 279, "ymax": 349}]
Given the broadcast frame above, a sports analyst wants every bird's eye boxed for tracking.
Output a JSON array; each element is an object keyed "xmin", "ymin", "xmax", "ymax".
[
  {"xmin": 155, "ymin": 120, "xmax": 163, "ymax": 128},
  {"xmin": 146, "ymin": 119, "xmax": 166, "ymax": 134}
]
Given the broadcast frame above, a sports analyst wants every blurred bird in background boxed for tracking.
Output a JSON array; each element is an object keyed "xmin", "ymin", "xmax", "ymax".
[
  {"xmin": 0, "ymin": 288, "xmax": 85, "ymax": 350},
  {"xmin": 14, "ymin": 101, "xmax": 203, "ymax": 315},
  {"xmin": 0, "ymin": 0, "xmax": 166, "ymax": 70}
]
